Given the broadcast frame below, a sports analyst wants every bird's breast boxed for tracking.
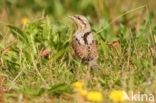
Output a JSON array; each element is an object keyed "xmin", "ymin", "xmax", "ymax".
[
  {"xmin": 72, "ymin": 36, "xmax": 98, "ymax": 62},
  {"xmin": 74, "ymin": 31, "xmax": 93, "ymax": 45}
]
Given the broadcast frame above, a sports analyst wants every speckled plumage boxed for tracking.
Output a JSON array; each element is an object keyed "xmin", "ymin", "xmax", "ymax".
[{"xmin": 69, "ymin": 15, "xmax": 98, "ymax": 69}]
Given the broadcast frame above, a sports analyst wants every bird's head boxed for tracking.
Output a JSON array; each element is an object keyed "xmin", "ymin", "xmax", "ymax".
[{"xmin": 69, "ymin": 15, "xmax": 91, "ymax": 31}]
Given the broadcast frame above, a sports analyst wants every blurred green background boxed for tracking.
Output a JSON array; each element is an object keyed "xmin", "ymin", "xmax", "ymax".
[
  {"xmin": 0, "ymin": 0, "xmax": 156, "ymax": 39},
  {"xmin": 0, "ymin": 0, "xmax": 156, "ymax": 37},
  {"xmin": 0, "ymin": 0, "xmax": 156, "ymax": 23}
]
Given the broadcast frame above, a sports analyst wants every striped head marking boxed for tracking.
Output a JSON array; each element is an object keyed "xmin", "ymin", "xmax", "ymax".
[{"xmin": 69, "ymin": 15, "xmax": 91, "ymax": 30}]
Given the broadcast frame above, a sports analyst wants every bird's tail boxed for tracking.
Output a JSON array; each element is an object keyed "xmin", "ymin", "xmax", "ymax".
[{"xmin": 88, "ymin": 60, "xmax": 99, "ymax": 69}]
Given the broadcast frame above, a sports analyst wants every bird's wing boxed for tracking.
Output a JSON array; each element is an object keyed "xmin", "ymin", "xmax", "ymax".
[
  {"xmin": 88, "ymin": 40, "xmax": 98, "ymax": 60},
  {"xmin": 72, "ymin": 38, "xmax": 88, "ymax": 60}
]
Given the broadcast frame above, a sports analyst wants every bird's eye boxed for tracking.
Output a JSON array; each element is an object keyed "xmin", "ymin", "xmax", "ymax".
[
  {"xmin": 77, "ymin": 17, "xmax": 81, "ymax": 20},
  {"xmin": 74, "ymin": 16, "xmax": 81, "ymax": 20}
]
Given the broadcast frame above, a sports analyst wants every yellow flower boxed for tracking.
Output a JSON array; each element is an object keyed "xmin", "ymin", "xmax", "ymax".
[
  {"xmin": 109, "ymin": 90, "xmax": 129, "ymax": 102},
  {"xmin": 86, "ymin": 91, "xmax": 103, "ymax": 102},
  {"xmin": 72, "ymin": 81, "xmax": 85, "ymax": 91},
  {"xmin": 21, "ymin": 17, "xmax": 30, "ymax": 25},
  {"xmin": 72, "ymin": 81, "xmax": 87, "ymax": 97}
]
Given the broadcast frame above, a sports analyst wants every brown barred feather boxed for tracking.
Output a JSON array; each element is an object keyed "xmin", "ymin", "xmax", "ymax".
[{"xmin": 70, "ymin": 15, "xmax": 99, "ymax": 69}]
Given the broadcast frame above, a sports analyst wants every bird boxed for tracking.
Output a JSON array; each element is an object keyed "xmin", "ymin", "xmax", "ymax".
[{"xmin": 69, "ymin": 15, "xmax": 98, "ymax": 69}]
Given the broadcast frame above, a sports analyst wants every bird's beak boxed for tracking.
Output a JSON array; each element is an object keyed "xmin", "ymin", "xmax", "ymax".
[{"xmin": 68, "ymin": 16, "xmax": 75, "ymax": 20}]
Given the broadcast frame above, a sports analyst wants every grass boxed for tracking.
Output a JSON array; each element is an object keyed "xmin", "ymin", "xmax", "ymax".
[{"xmin": 0, "ymin": 1, "xmax": 156, "ymax": 103}]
